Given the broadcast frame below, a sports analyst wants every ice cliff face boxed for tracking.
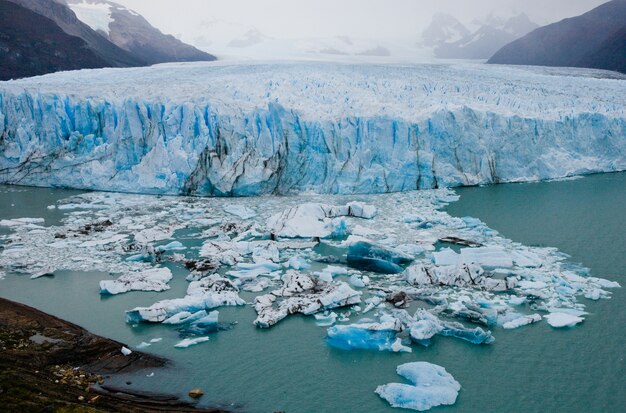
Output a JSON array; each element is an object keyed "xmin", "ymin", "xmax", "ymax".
[{"xmin": 0, "ymin": 62, "xmax": 624, "ymax": 196}]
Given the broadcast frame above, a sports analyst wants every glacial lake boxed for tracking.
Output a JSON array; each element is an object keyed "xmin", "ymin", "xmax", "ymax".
[{"xmin": 0, "ymin": 172, "xmax": 624, "ymax": 413}]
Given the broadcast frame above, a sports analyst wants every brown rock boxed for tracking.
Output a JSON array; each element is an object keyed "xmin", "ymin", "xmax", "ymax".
[{"xmin": 188, "ymin": 388, "xmax": 204, "ymax": 398}]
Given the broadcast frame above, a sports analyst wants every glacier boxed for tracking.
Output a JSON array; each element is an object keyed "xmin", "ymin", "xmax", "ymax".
[{"xmin": 0, "ymin": 62, "xmax": 624, "ymax": 196}]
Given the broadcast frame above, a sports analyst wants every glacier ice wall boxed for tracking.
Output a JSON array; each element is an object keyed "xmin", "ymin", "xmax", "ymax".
[{"xmin": 0, "ymin": 62, "xmax": 624, "ymax": 196}]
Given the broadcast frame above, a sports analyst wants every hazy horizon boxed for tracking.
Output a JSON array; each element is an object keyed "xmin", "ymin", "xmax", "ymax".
[{"xmin": 114, "ymin": 0, "xmax": 608, "ymax": 47}]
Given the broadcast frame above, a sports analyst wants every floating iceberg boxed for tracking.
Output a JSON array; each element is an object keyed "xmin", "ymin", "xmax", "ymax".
[
  {"xmin": 347, "ymin": 239, "xmax": 413, "ymax": 274},
  {"xmin": 126, "ymin": 275, "xmax": 244, "ymax": 323},
  {"xmin": 404, "ymin": 262, "xmax": 518, "ymax": 291},
  {"xmin": 266, "ymin": 202, "xmax": 376, "ymax": 239},
  {"xmin": 174, "ymin": 336, "xmax": 210, "ymax": 348},
  {"xmin": 544, "ymin": 312, "xmax": 584, "ymax": 328},
  {"xmin": 99, "ymin": 267, "xmax": 173, "ymax": 295},
  {"xmin": 253, "ymin": 271, "xmax": 361, "ymax": 328},
  {"xmin": 327, "ymin": 315, "xmax": 410, "ymax": 352},
  {"xmin": 376, "ymin": 362, "xmax": 460, "ymax": 411}
]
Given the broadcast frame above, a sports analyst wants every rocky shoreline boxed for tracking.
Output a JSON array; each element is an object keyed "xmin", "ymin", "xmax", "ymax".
[{"xmin": 0, "ymin": 297, "xmax": 227, "ymax": 413}]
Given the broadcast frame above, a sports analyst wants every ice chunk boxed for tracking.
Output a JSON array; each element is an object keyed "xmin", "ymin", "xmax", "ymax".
[
  {"xmin": 0, "ymin": 217, "xmax": 45, "ymax": 228},
  {"xmin": 347, "ymin": 240, "xmax": 413, "ymax": 274},
  {"xmin": 405, "ymin": 263, "xmax": 516, "ymax": 291},
  {"xmin": 327, "ymin": 326, "xmax": 410, "ymax": 353},
  {"xmin": 267, "ymin": 202, "xmax": 376, "ymax": 238},
  {"xmin": 120, "ymin": 346, "xmax": 132, "ymax": 356},
  {"xmin": 99, "ymin": 267, "xmax": 173, "ymax": 295},
  {"xmin": 253, "ymin": 272, "xmax": 361, "ymax": 328},
  {"xmin": 544, "ymin": 312, "xmax": 584, "ymax": 328},
  {"xmin": 227, "ymin": 262, "xmax": 281, "ymax": 279},
  {"xmin": 126, "ymin": 275, "xmax": 244, "ymax": 323},
  {"xmin": 433, "ymin": 247, "xmax": 514, "ymax": 268},
  {"xmin": 135, "ymin": 227, "xmax": 173, "ymax": 244},
  {"xmin": 314, "ymin": 312, "xmax": 338, "ymax": 327},
  {"xmin": 223, "ymin": 204, "xmax": 257, "ymax": 219},
  {"xmin": 314, "ymin": 265, "xmax": 349, "ymax": 283},
  {"xmin": 502, "ymin": 314, "xmax": 542, "ymax": 329},
  {"xmin": 376, "ymin": 362, "xmax": 460, "ymax": 411},
  {"xmin": 174, "ymin": 337, "xmax": 210, "ymax": 348}
]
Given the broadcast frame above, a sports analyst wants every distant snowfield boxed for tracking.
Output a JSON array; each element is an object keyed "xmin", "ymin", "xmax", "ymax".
[
  {"xmin": 3, "ymin": 61, "xmax": 625, "ymax": 120},
  {"xmin": 67, "ymin": 0, "xmax": 114, "ymax": 35},
  {"xmin": 0, "ymin": 61, "xmax": 624, "ymax": 196}
]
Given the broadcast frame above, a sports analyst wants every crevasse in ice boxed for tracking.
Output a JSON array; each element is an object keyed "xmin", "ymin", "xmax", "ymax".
[{"xmin": 1, "ymin": 62, "xmax": 624, "ymax": 195}]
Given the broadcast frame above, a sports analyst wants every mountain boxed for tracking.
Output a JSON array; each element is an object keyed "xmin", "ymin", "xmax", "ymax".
[
  {"xmin": 0, "ymin": 0, "xmax": 112, "ymax": 80},
  {"xmin": 421, "ymin": 13, "xmax": 470, "ymax": 47},
  {"xmin": 428, "ymin": 13, "xmax": 538, "ymax": 59},
  {"xmin": 7, "ymin": 0, "xmax": 143, "ymax": 67},
  {"xmin": 65, "ymin": 0, "xmax": 215, "ymax": 64},
  {"xmin": 0, "ymin": 0, "xmax": 216, "ymax": 80},
  {"xmin": 488, "ymin": 0, "xmax": 626, "ymax": 73}
]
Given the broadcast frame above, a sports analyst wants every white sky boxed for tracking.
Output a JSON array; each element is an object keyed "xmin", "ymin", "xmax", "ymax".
[{"xmin": 113, "ymin": 0, "xmax": 608, "ymax": 48}]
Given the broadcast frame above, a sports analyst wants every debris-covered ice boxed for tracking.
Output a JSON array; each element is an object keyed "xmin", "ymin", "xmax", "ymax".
[{"xmin": 0, "ymin": 186, "xmax": 619, "ymax": 393}]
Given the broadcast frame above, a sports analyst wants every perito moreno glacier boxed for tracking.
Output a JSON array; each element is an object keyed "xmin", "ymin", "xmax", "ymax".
[{"xmin": 0, "ymin": 61, "xmax": 624, "ymax": 196}]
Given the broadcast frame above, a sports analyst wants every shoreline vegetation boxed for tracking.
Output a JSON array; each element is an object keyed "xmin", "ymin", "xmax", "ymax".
[{"xmin": 0, "ymin": 297, "xmax": 228, "ymax": 413}]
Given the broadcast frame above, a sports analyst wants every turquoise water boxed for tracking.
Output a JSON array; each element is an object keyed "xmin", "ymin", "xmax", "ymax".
[{"xmin": 0, "ymin": 173, "xmax": 624, "ymax": 412}]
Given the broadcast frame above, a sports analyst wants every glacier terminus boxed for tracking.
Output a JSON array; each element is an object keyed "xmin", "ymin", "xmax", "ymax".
[{"xmin": 0, "ymin": 61, "xmax": 624, "ymax": 195}]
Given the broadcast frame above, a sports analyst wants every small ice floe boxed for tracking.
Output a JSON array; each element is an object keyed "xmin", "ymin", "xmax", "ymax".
[
  {"xmin": 286, "ymin": 255, "xmax": 310, "ymax": 270},
  {"xmin": 544, "ymin": 312, "xmax": 584, "ymax": 328},
  {"xmin": 326, "ymin": 315, "xmax": 410, "ymax": 353},
  {"xmin": 408, "ymin": 310, "xmax": 494, "ymax": 346},
  {"xmin": 241, "ymin": 277, "xmax": 274, "ymax": 293},
  {"xmin": 346, "ymin": 238, "xmax": 413, "ymax": 274},
  {"xmin": 253, "ymin": 271, "xmax": 361, "ymax": 328},
  {"xmin": 404, "ymin": 262, "xmax": 517, "ymax": 291},
  {"xmin": 136, "ymin": 342, "xmax": 151, "ymax": 349},
  {"xmin": 121, "ymin": 346, "xmax": 132, "ymax": 356},
  {"xmin": 349, "ymin": 274, "xmax": 369, "ymax": 288},
  {"xmin": 0, "ymin": 217, "xmax": 45, "ymax": 229},
  {"xmin": 146, "ymin": 372, "xmax": 155, "ymax": 377},
  {"xmin": 376, "ymin": 362, "xmax": 460, "ymax": 411},
  {"xmin": 135, "ymin": 227, "xmax": 174, "ymax": 244},
  {"xmin": 314, "ymin": 312, "xmax": 338, "ymax": 327},
  {"xmin": 223, "ymin": 204, "xmax": 257, "ymax": 219},
  {"xmin": 99, "ymin": 267, "xmax": 173, "ymax": 295},
  {"xmin": 149, "ymin": 338, "xmax": 163, "ymax": 343},
  {"xmin": 174, "ymin": 337, "xmax": 210, "ymax": 348},
  {"xmin": 199, "ymin": 240, "xmax": 240, "ymax": 266},
  {"xmin": 266, "ymin": 202, "xmax": 376, "ymax": 239},
  {"xmin": 227, "ymin": 262, "xmax": 281, "ymax": 280},
  {"xmin": 126, "ymin": 275, "xmax": 245, "ymax": 323},
  {"xmin": 314, "ymin": 265, "xmax": 349, "ymax": 283},
  {"xmin": 502, "ymin": 314, "xmax": 542, "ymax": 329}
]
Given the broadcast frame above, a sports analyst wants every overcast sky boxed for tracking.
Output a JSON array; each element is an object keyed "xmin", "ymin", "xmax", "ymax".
[{"xmin": 114, "ymin": 0, "xmax": 608, "ymax": 42}]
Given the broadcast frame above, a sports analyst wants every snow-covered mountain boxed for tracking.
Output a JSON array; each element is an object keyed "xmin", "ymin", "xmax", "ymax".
[
  {"xmin": 422, "ymin": 12, "xmax": 538, "ymax": 60},
  {"xmin": 420, "ymin": 13, "xmax": 470, "ymax": 47},
  {"xmin": 0, "ymin": 62, "xmax": 623, "ymax": 196},
  {"xmin": 0, "ymin": 0, "xmax": 215, "ymax": 80},
  {"xmin": 65, "ymin": 0, "xmax": 215, "ymax": 64}
]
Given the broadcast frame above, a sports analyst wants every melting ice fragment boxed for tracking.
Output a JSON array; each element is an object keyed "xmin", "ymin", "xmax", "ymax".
[
  {"xmin": 223, "ymin": 204, "xmax": 257, "ymax": 219},
  {"xmin": 544, "ymin": 312, "xmax": 584, "ymax": 328},
  {"xmin": 99, "ymin": 267, "xmax": 173, "ymax": 295},
  {"xmin": 266, "ymin": 202, "xmax": 376, "ymax": 238},
  {"xmin": 253, "ymin": 271, "xmax": 361, "ymax": 328},
  {"xmin": 327, "ymin": 316, "xmax": 410, "ymax": 352},
  {"xmin": 126, "ymin": 275, "xmax": 244, "ymax": 323},
  {"xmin": 502, "ymin": 314, "xmax": 542, "ymax": 329},
  {"xmin": 174, "ymin": 337, "xmax": 210, "ymax": 348},
  {"xmin": 376, "ymin": 362, "xmax": 460, "ymax": 411},
  {"xmin": 347, "ymin": 239, "xmax": 413, "ymax": 274}
]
